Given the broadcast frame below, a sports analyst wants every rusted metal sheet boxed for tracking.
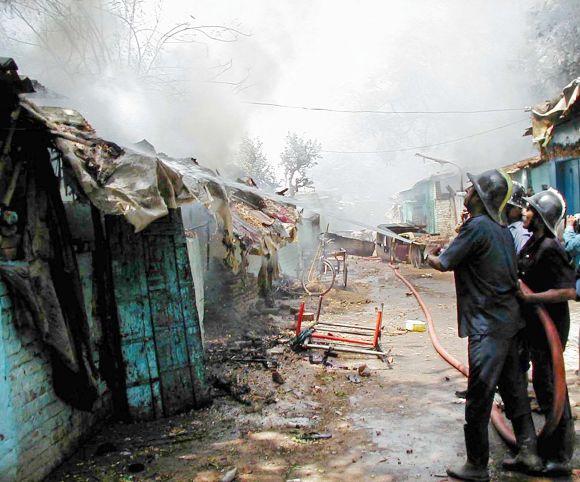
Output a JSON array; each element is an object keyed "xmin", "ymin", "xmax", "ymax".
[
  {"xmin": 107, "ymin": 209, "xmax": 208, "ymax": 420},
  {"xmin": 326, "ymin": 233, "xmax": 375, "ymax": 257}
]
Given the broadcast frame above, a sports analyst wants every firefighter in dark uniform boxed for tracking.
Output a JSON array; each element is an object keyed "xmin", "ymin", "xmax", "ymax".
[
  {"xmin": 427, "ymin": 169, "xmax": 541, "ymax": 481},
  {"xmin": 517, "ymin": 188, "xmax": 576, "ymax": 476}
]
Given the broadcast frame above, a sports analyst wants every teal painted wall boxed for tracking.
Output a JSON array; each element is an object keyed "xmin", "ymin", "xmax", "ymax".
[
  {"xmin": 529, "ymin": 163, "xmax": 552, "ymax": 194},
  {"xmin": 0, "ymin": 206, "xmax": 210, "ymax": 479},
  {"xmin": 0, "ymin": 275, "xmax": 110, "ymax": 482},
  {"xmin": 555, "ymin": 158, "xmax": 580, "ymax": 214},
  {"xmin": 401, "ymin": 180, "xmax": 437, "ymax": 234},
  {"xmin": 0, "ymin": 281, "xmax": 17, "ymax": 481}
]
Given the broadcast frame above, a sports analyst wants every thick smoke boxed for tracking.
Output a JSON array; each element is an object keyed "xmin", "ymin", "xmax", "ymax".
[
  {"xmin": 0, "ymin": 0, "xmax": 282, "ymax": 170},
  {"xmin": 2, "ymin": 0, "xmax": 576, "ymax": 227},
  {"xmin": 243, "ymin": 1, "xmax": 565, "ymax": 225}
]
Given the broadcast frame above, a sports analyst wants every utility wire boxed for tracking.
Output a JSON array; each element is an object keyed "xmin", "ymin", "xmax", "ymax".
[
  {"xmin": 320, "ymin": 117, "xmax": 529, "ymax": 154},
  {"xmin": 243, "ymin": 100, "xmax": 525, "ymax": 115}
]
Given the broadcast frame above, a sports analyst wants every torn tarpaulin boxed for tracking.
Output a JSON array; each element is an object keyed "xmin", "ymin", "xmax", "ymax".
[
  {"xmin": 17, "ymin": 95, "xmax": 299, "ymax": 272},
  {"xmin": 229, "ymin": 180, "xmax": 298, "ymax": 257},
  {"xmin": 0, "ymin": 145, "xmax": 98, "ymax": 410},
  {"xmin": 531, "ymin": 77, "xmax": 580, "ymax": 147},
  {"xmin": 19, "ymin": 98, "xmax": 200, "ymax": 232},
  {"xmin": 0, "ymin": 263, "xmax": 98, "ymax": 410}
]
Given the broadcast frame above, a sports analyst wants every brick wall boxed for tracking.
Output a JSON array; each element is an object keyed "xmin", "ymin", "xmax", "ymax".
[
  {"xmin": 434, "ymin": 198, "xmax": 458, "ymax": 239},
  {"xmin": 0, "ymin": 255, "xmax": 111, "ymax": 482}
]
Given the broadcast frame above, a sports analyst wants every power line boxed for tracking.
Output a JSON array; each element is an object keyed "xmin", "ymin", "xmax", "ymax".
[
  {"xmin": 320, "ymin": 117, "xmax": 529, "ymax": 154},
  {"xmin": 243, "ymin": 100, "xmax": 525, "ymax": 115}
]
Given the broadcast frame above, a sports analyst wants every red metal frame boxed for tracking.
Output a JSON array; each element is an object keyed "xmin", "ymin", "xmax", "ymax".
[
  {"xmin": 295, "ymin": 301, "xmax": 305, "ymax": 336},
  {"xmin": 311, "ymin": 333, "xmax": 375, "ymax": 346},
  {"xmin": 295, "ymin": 298, "xmax": 384, "ymax": 350},
  {"xmin": 372, "ymin": 309, "xmax": 383, "ymax": 347}
]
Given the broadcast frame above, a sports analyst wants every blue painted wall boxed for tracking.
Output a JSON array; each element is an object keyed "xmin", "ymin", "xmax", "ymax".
[
  {"xmin": 548, "ymin": 116, "xmax": 580, "ymax": 214},
  {"xmin": 555, "ymin": 158, "xmax": 580, "ymax": 214}
]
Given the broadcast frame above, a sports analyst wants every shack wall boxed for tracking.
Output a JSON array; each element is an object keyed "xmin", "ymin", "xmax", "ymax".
[
  {"xmin": 204, "ymin": 253, "xmax": 261, "ymax": 323},
  {"xmin": 0, "ymin": 275, "xmax": 110, "ymax": 482},
  {"xmin": 529, "ymin": 162, "xmax": 552, "ymax": 194},
  {"xmin": 554, "ymin": 157, "xmax": 580, "ymax": 214}
]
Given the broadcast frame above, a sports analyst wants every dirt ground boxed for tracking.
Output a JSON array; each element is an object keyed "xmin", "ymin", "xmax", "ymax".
[{"xmin": 49, "ymin": 258, "xmax": 580, "ymax": 482}]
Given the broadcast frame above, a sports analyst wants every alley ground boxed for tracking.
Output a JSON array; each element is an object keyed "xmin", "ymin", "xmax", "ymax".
[{"xmin": 49, "ymin": 258, "xmax": 580, "ymax": 482}]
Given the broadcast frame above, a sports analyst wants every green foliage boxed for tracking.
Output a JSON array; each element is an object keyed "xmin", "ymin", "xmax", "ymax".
[
  {"xmin": 235, "ymin": 136, "xmax": 277, "ymax": 187},
  {"xmin": 280, "ymin": 132, "xmax": 321, "ymax": 194}
]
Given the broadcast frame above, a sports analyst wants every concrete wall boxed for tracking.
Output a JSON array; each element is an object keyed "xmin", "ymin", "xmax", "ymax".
[{"xmin": 0, "ymin": 278, "xmax": 110, "ymax": 482}]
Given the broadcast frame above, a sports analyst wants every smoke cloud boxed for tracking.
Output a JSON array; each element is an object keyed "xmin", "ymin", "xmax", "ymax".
[{"xmin": 2, "ymin": 0, "xmax": 574, "ymax": 227}]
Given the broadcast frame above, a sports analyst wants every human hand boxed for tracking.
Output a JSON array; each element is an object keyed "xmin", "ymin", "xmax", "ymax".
[
  {"xmin": 461, "ymin": 208, "xmax": 470, "ymax": 223},
  {"xmin": 516, "ymin": 279, "xmax": 533, "ymax": 303},
  {"xmin": 567, "ymin": 215, "xmax": 576, "ymax": 228},
  {"xmin": 429, "ymin": 245, "xmax": 443, "ymax": 257}
]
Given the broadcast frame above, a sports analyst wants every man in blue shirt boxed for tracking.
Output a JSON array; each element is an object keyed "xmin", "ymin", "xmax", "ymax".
[
  {"xmin": 427, "ymin": 169, "xmax": 541, "ymax": 481},
  {"xmin": 563, "ymin": 215, "xmax": 580, "ymax": 296},
  {"xmin": 505, "ymin": 182, "xmax": 531, "ymax": 254}
]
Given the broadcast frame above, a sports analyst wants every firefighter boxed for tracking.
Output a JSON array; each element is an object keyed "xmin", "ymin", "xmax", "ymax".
[
  {"xmin": 505, "ymin": 181, "xmax": 531, "ymax": 254},
  {"xmin": 517, "ymin": 188, "xmax": 576, "ymax": 476},
  {"xmin": 427, "ymin": 169, "xmax": 541, "ymax": 481}
]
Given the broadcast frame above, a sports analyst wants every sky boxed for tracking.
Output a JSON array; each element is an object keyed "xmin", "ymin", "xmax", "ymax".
[{"xmin": 1, "ymin": 0, "xmax": 550, "ymax": 224}]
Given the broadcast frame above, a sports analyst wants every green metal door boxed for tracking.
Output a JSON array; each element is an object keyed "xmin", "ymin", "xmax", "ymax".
[{"xmin": 107, "ymin": 209, "xmax": 209, "ymax": 420}]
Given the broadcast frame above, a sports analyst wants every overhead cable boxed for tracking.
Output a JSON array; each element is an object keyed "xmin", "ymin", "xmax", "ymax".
[
  {"xmin": 320, "ymin": 117, "xmax": 529, "ymax": 154},
  {"xmin": 243, "ymin": 100, "xmax": 525, "ymax": 115}
]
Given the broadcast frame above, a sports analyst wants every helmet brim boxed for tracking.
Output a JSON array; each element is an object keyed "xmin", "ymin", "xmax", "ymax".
[
  {"xmin": 506, "ymin": 200, "xmax": 525, "ymax": 210},
  {"xmin": 523, "ymin": 195, "xmax": 560, "ymax": 237}
]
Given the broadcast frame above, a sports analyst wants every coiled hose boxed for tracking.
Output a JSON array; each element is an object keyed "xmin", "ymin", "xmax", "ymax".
[{"xmin": 388, "ymin": 264, "xmax": 566, "ymax": 446}]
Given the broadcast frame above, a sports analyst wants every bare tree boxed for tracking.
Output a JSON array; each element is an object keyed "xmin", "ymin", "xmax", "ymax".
[
  {"xmin": 280, "ymin": 132, "xmax": 321, "ymax": 195},
  {"xmin": 235, "ymin": 136, "xmax": 277, "ymax": 187},
  {"xmin": 0, "ymin": 0, "xmax": 250, "ymax": 87}
]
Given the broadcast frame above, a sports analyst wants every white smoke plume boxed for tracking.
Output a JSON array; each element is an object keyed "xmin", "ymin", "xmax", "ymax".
[{"xmin": 2, "ymin": 0, "xmax": 577, "ymax": 226}]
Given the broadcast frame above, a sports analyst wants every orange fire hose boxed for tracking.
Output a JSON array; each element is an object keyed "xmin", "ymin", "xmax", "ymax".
[
  {"xmin": 518, "ymin": 282, "xmax": 567, "ymax": 437},
  {"xmin": 388, "ymin": 264, "xmax": 566, "ymax": 446}
]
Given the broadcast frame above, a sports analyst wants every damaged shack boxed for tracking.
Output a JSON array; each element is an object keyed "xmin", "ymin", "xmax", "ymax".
[
  {"xmin": 0, "ymin": 58, "xmax": 299, "ymax": 481},
  {"xmin": 182, "ymin": 177, "xmax": 299, "ymax": 331},
  {"xmin": 396, "ymin": 170, "xmax": 463, "ymax": 238},
  {"xmin": 529, "ymin": 77, "xmax": 580, "ymax": 213}
]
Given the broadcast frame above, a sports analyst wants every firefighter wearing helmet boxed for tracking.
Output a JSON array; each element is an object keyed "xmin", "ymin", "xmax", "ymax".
[
  {"xmin": 517, "ymin": 188, "xmax": 576, "ymax": 476},
  {"xmin": 427, "ymin": 169, "xmax": 541, "ymax": 480}
]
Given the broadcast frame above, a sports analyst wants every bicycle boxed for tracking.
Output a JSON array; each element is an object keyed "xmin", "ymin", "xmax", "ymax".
[{"xmin": 302, "ymin": 232, "xmax": 337, "ymax": 296}]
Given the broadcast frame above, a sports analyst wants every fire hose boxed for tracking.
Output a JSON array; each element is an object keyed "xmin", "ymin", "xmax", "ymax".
[{"xmin": 388, "ymin": 264, "xmax": 566, "ymax": 446}]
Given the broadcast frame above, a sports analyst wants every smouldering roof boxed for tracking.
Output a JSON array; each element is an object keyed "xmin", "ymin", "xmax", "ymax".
[{"xmin": 531, "ymin": 77, "xmax": 580, "ymax": 147}]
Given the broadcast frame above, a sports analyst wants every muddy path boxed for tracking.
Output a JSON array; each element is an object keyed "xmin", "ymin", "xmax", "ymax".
[{"xmin": 49, "ymin": 258, "xmax": 579, "ymax": 481}]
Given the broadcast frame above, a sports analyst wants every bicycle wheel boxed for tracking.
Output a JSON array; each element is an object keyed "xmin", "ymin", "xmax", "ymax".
[{"xmin": 302, "ymin": 259, "xmax": 336, "ymax": 296}]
